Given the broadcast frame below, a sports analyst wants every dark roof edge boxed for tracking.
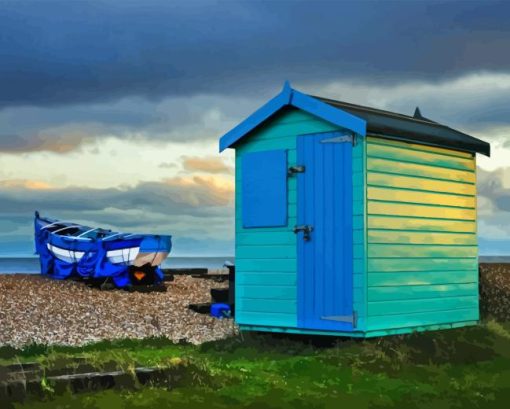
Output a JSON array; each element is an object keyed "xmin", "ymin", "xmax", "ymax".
[
  {"xmin": 314, "ymin": 95, "xmax": 490, "ymax": 157},
  {"xmin": 367, "ymin": 131, "xmax": 474, "ymax": 156},
  {"xmin": 367, "ymin": 129, "xmax": 490, "ymax": 157}
]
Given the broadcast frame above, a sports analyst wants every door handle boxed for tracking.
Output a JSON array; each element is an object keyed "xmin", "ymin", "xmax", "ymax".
[
  {"xmin": 288, "ymin": 165, "xmax": 305, "ymax": 176},
  {"xmin": 293, "ymin": 225, "xmax": 313, "ymax": 241}
]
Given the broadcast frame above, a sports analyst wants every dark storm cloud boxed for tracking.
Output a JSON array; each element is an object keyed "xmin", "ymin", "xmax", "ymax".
[
  {"xmin": 0, "ymin": 132, "xmax": 93, "ymax": 153},
  {"xmin": 0, "ymin": 93, "xmax": 254, "ymax": 152},
  {"xmin": 1, "ymin": 0, "xmax": 510, "ymax": 108}
]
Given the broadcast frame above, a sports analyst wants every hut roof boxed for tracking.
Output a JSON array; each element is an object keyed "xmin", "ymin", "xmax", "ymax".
[
  {"xmin": 219, "ymin": 82, "xmax": 490, "ymax": 156},
  {"xmin": 313, "ymin": 95, "xmax": 490, "ymax": 157}
]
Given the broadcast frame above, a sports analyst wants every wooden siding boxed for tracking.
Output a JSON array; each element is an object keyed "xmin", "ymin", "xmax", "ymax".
[
  {"xmin": 365, "ymin": 136, "xmax": 479, "ymax": 332},
  {"xmin": 234, "ymin": 107, "xmax": 366, "ymax": 331},
  {"xmin": 353, "ymin": 134, "xmax": 366, "ymax": 329},
  {"xmin": 235, "ymin": 108, "xmax": 339, "ymax": 328}
]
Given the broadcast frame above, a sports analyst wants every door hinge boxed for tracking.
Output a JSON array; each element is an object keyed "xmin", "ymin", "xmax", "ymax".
[
  {"xmin": 320, "ymin": 134, "xmax": 356, "ymax": 146},
  {"xmin": 288, "ymin": 165, "xmax": 305, "ymax": 176},
  {"xmin": 321, "ymin": 311, "xmax": 357, "ymax": 327}
]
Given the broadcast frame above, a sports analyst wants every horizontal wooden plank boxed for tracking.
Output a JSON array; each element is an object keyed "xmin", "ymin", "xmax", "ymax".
[
  {"xmin": 235, "ymin": 205, "xmax": 296, "ymax": 222},
  {"xmin": 353, "ymin": 200, "xmax": 364, "ymax": 216},
  {"xmin": 236, "ymin": 259, "xmax": 297, "ymax": 272},
  {"xmin": 368, "ymin": 295, "xmax": 478, "ymax": 316},
  {"xmin": 354, "ymin": 244, "xmax": 364, "ymax": 259},
  {"xmin": 237, "ymin": 285, "xmax": 296, "ymax": 300},
  {"xmin": 236, "ymin": 231, "xmax": 296, "ymax": 246},
  {"xmin": 367, "ymin": 143, "xmax": 475, "ymax": 171},
  {"xmin": 236, "ymin": 245, "xmax": 295, "ymax": 260},
  {"xmin": 367, "ymin": 158, "xmax": 476, "ymax": 183},
  {"xmin": 364, "ymin": 320, "xmax": 478, "ymax": 337},
  {"xmin": 235, "ymin": 311, "xmax": 297, "ymax": 327},
  {"xmin": 353, "ymin": 186, "xmax": 364, "ymax": 202},
  {"xmin": 368, "ymin": 283, "xmax": 479, "ymax": 302},
  {"xmin": 236, "ymin": 225, "xmax": 294, "ymax": 234},
  {"xmin": 368, "ymin": 244, "xmax": 477, "ymax": 258},
  {"xmin": 353, "ymin": 158, "xmax": 363, "ymax": 173},
  {"xmin": 368, "ymin": 270, "xmax": 477, "ymax": 286},
  {"xmin": 367, "ymin": 172, "xmax": 476, "ymax": 195},
  {"xmin": 269, "ymin": 108, "xmax": 316, "ymax": 125},
  {"xmin": 289, "ymin": 177, "xmax": 297, "ymax": 189},
  {"xmin": 353, "ymin": 273, "xmax": 364, "ymax": 288},
  {"xmin": 353, "ymin": 287, "xmax": 365, "ymax": 310},
  {"xmin": 366, "ymin": 308, "xmax": 479, "ymax": 331},
  {"xmin": 237, "ymin": 272, "xmax": 297, "ymax": 286},
  {"xmin": 368, "ymin": 187, "xmax": 476, "ymax": 208},
  {"xmin": 353, "ymin": 215, "xmax": 364, "ymax": 230},
  {"xmin": 368, "ymin": 201, "xmax": 476, "ymax": 220},
  {"xmin": 236, "ymin": 139, "xmax": 296, "ymax": 155},
  {"xmin": 354, "ymin": 259, "xmax": 365, "ymax": 274},
  {"xmin": 353, "ymin": 229, "xmax": 364, "ymax": 245},
  {"xmin": 368, "ymin": 216, "xmax": 476, "ymax": 233},
  {"xmin": 252, "ymin": 118, "xmax": 339, "ymax": 140},
  {"xmin": 368, "ymin": 258, "xmax": 478, "ymax": 272},
  {"xmin": 353, "ymin": 171, "xmax": 364, "ymax": 187},
  {"xmin": 367, "ymin": 136, "xmax": 473, "ymax": 159},
  {"xmin": 368, "ymin": 230, "xmax": 477, "ymax": 245},
  {"xmin": 236, "ymin": 176, "xmax": 297, "ymax": 193},
  {"xmin": 237, "ymin": 298, "xmax": 297, "ymax": 314},
  {"xmin": 236, "ymin": 217, "xmax": 296, "ymax": 230}
]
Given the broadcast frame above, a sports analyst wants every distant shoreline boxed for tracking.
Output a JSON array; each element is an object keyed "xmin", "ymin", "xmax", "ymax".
[
  {"xmin": 0, "ymin": 256, "xmax": 235, "ymax": 274},
  {"xmin": 0, "ymin": 255, "xmax": 507, "ymax": 275}
]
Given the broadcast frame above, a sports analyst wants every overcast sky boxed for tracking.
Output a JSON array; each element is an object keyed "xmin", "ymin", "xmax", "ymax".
[{"xmin": 1, "ymin": 0, "xmax": 509, "ymax": 256}]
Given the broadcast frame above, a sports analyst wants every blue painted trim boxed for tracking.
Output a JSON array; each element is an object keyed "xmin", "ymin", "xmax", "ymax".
[
  {"xmin": 219, "ymin": 82, "xmax": 367, "ymax": 152},
  {"xmin": 297, "ymin": 132, "xmax": 354, "ymax": 332},
  {"xmin": 242, "ymin": 149, "xmax": 288, "ymax": 228},
  {"xmin": 219, "ymin": 82, "xmax": 292, "ymax": 152}
]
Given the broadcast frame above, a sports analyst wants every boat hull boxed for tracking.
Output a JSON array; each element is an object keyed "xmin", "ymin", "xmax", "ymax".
[{"xmin": 34, "ymin": 212, "xmax": 172, "ymax": 288}]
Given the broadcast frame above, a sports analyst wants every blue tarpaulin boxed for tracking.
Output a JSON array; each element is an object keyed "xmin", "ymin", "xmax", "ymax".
[{"xmin": 34, "ymin": 212, "xmax": 170, "ymax": 288}]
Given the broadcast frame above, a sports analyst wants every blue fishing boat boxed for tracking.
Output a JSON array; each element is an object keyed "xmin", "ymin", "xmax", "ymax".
[{"xmin": 34, "ymin": 211, "xmax": 172, "ymax": 288}]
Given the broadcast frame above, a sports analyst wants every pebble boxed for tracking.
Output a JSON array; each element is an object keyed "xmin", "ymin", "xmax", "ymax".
[{"xmin": 0, "ymin": 274, "xmax": 238, "ymax": 349}]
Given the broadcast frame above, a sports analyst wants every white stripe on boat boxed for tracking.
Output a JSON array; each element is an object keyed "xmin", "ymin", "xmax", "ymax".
[
  {"xmin": 106, "ymin": 247, "xmax": 140, "ymax": 265},
  {"xmin": 47, "ymin": 243, "xmax": 85, "ymax": 263}
]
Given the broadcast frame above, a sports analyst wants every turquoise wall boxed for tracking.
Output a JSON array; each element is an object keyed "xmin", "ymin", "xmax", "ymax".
[
  {"xmin": 233, "ymin": 107, "xmax": 478, "ymax": 337},
  {"xmin": 234, "ymin": 107, "xmax": 366, "ymax": 331}
]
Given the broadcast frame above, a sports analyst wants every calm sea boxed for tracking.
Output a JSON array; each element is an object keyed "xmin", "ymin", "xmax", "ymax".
[
  {"xmin": 0, "ymin": 256, "xmax": 235, "ymax": 274},
  {"xmin": 0, "ymin": 256, "xmax": 508, "ymax": 274}
]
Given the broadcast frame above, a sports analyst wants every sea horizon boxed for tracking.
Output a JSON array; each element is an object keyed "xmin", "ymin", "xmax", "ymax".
[
  {"xmin": 0, "ymin": 255, "xmax": 508, "ymax": 274},
  {"xmin": 0, "ymin": 256, "xmax": 235, "ymax": 274}
]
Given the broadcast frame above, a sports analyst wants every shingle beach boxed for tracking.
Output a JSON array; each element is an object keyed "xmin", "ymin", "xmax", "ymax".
[{"xmin": 0, "ymin": 274, "xmax": 237, "ymax": 349}]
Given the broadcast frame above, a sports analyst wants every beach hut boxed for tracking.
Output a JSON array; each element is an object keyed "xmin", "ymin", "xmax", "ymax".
[{"xmin": 219, "ymin": 82, "xmax": 490, "ymax": 337}]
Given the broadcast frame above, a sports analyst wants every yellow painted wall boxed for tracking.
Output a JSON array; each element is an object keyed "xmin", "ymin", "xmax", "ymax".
[{"xmin": 365, "ymin": 136, "xmax": 479, "ymax": 332}]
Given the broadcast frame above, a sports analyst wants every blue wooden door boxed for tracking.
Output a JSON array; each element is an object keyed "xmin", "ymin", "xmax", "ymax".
[{"xmin": 297, "ymin": 132, "xmax": 354, "ymax": 331}]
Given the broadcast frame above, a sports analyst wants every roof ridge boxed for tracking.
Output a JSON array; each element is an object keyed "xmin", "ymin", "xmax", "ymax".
[{"xmin": 312, "ymin": 95, "xmax": 441, "ymax": 126}]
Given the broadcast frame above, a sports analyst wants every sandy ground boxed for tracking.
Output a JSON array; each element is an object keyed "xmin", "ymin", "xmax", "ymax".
[{"xmin": 0, "ymin": 274, "xmax": 237, "ymax": 349}]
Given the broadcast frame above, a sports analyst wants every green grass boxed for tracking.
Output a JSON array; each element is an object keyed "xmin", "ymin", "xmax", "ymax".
[{"xmin": 3, "ymin": 321, "xmax": 510, "ymax": 408}]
